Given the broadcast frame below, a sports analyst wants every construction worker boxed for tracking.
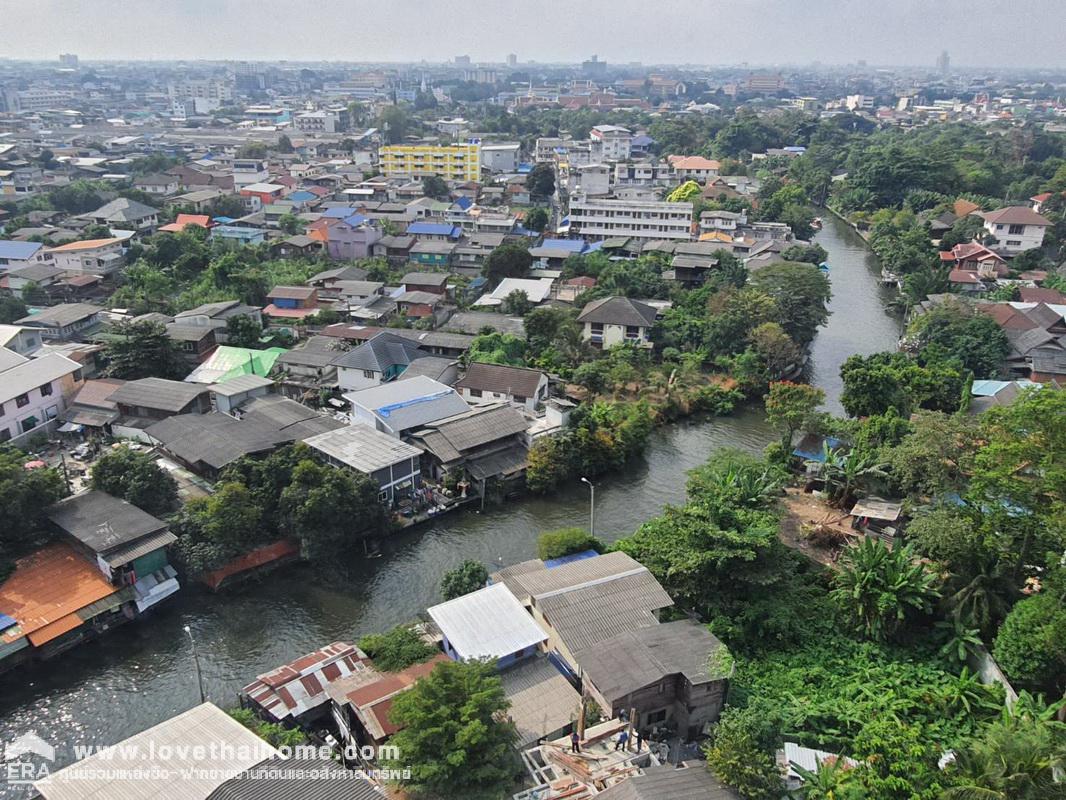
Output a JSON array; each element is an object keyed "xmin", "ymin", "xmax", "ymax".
[
  {"xmin": 570, "ymin": 731, "xmax": 581, "ymax": 753},
  {"xmin": 614, "ymin": 730, "xmax": 629, "ymax": 751}
]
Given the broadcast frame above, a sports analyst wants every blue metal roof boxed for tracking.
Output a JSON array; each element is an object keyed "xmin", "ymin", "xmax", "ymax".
[
  {"xmin": 407, "ymin": 222, "xmax": 461, "ymax": 237},
  {"xmin": 543, "ymin": 550, "xmax": 600, "ymax": 569},
  {"xmin": 342, "ymin": 213, "xmax": 370, "ymax": 226},
  {"xmin": 0, "ymin": 241, "xmax": 43, "ymax": 260},
  {"xmin": 540, "ymin": 238, "xmax": 587, "ymax": 253},
  {"xmin": 323, "ymin": 206, "xmax": 360, "ymax": 219},
  {"xmin": 455, "ymin": 196, "xmax": 474, "ymax": 210},
  {"xmin": 0, "ymin": 614, "xmax": 17, "ymax": 633},
  {"xmin": 517, "ymin": 163, "xmax": 534, "ymax": 174},
  {"xmin": 287, "ymin": 190, "xmax": 316, "ymax": 202}
]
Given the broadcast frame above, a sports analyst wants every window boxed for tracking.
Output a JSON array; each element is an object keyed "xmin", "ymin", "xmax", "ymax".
[
  {"xmin": 1007, "ymin": 240, "xmax": 1022, "ymax": 247},
  {"xmin": 15, "ymin": 393, "xmax": 29, "ymax": 408},
  {"xmin": 19, "ymin": 417, "xmax": 38, "ymax": 434},
  {"xmin": 646, "ymin": 709, "xmax": 667, "ymax": 725},
  {"xmin": 625, "ymin": 325, "xmax": 641, "ymax": 339},
  {"xmin": 469, "ymin": 388, "xmax": 483, "ymax": 398},
  {"xmin": 363, "ymin": 370, "xmax": 376, "ymax": 379},
  {"xmin": 1008, "ymin": 224, "xmax": 1025, "ymax": 236},
  {"xmin": 0, "ymin": 428, "xmax": 8, "ymax": 442},
  {"xmin": 590, "ymin": 322, "xmax": 604, "ymax": 335},
  {"xmin": 514, "ymin": 395, "xmax": 526, "ymax": 403}
]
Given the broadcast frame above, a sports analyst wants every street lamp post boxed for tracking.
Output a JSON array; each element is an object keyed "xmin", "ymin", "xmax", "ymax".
[
  {"xmin": 581, "ymin": 477, "xmax": 595, "ymax": 537},
  {"xmin": 184, "ymin": 625, "xmax": 206, "ymax": 704}
]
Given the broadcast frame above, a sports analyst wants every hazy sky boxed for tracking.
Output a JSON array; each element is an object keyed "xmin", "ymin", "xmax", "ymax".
[{"xmin": 5, "ymin": 0, "xmax": 1066, "ymax": 69}]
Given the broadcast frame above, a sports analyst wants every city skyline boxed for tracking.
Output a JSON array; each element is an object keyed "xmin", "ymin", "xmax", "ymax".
[{"xmin": 5, "ymin": 0, "xmax": 1066, "ymax": 70}]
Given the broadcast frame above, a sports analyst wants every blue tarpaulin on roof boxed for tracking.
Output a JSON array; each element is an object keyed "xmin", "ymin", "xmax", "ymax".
[
  {"xmin": 793, "ymin": 436, "xmax": 844, "ymax": 462},
  {"xmin": 0, "ymin": 614, "xmax": 17, "ymax": 632},
  {"xmin": 543, "ymin": 550, "xmax": 599, "ymax": 569}
]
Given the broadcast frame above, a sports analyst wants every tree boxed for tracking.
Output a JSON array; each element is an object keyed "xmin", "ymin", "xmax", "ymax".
[
  {"xmin": 831, "ymin": 538, "xmax": 940, "ymax": 641},
  {"xmin": 103, "ymin": 319, "xmax": 181, "ymax": 379},
  {"xmin": 236, "ymin": 142, "xmax": 268, "ymax": 159},
  {"xmin": 814, "ymin": 444, "xmax": 888, "ymax": 507},
  {"xmin": 750, "ymin": 262, "xmax": 831, "ymax": 347},
  {"xmin": 703, "ymin": 707, "xmax": 784, "ymax": 800},
  {"xmin": 941, "ymin": 697, "xmax": 1066, "ymax": 800},
  {"xmin": 500, "ymin": 289, "xmax": 532, "ymax": 316},
  {"xmin": 993, "ymin": 591, "xmax": 1066, "ymax": 694},
  {"xmin": 840, "ymin": 351, "xmax": 965, "ymax": 418},
  {"xmin": 277, "ymin": 213, "xmax": 303, "ymax": 235},
  {"xmin": 483, "ymin": 242, "xmax": 532, "ymax": 285},
  {"xmin": 439, "ymin": 560, "xmax": 489, "ymax": 600},
  {"xmin": 225, "ymin": 315, "xmax": 265, "ymax": 349},
  {"xmin": 276, "ymin": 134, "xmax": 294, "ymax": 153},
  {"xmin": 0, "ymin": 447, "xmax": 66, "ymax": 573},
  {"xmin": 421, "ymin": 175, "xmax": 450, "ymax": 200},
  {"xmin": 764, "ymin": 381, "xmax": 824, "ymax": 451},
  {"xmin": 358, "ymin": 625, "xmax": 437, "ymax": 672},
  {"xmin": 90, "ymin": 447, "xmax": 178, "ymax": 516},
  {"xmin": 906, "ymin": 301, "xmax": 1009, "ymax": 377},
  {"xmin": 537, "ymin": 528, "xmax": 604, "ymax": 560},
  {"xmin": 377, "ymin": 105, "xmax": 408, "ymax": 144},
  {"xmin": 385, "ymin": 660, "xmax": 518, "ymax": 799},
  {"xmin": 524, "ymin": 207, "xmax": 549, "ymax": 233},
  {"xmin": 467, "ymin": 332, "xmax": 526, "ymax": 366},
  {"xmin": 280, "ymin": 460, "xmax": 385, "ymax": 561},
  {"xmin": 0, "ymin": 295, "xmax": 28, "ymax": 324},
  {"xmin": 526, "ymin": 163, "xmax": 555, "ymax": 199},
  {"xmin": 883, "ymin": 411, "xmax": 977, "ymax": 499}
]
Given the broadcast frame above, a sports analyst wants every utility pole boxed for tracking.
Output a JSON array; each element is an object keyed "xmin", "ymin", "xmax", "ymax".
[
  {"xmin": 580, "ymin": 477, "xmax": 595, "ymax": 537},
  {"xmin": 184, "ymin": 625, "xmax": 206, "ymax": 704}
]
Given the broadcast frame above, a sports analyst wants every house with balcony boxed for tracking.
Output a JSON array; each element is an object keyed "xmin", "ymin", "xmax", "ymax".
[
  {"xmin": 239, "ymin": 182, "xmax": 287, "ymax": 212},
  {"xmin": 304, "ymin": 424, "xmax": 425, "ymax": 505},
  {"xmin": 577, "ymin": 296, "xmax": 658, "ymax": 348},
  {"xmin": 45, "ymin": 238, "xmax": 126, "ymax": 276},
  {"xmin": 568, "ymin": 196, "xmax": 693, "ymax": 243},
  {"xmin": 980, "ymin": 206, "xmax": 1052, "ymax": 255},
  {"xmin": 0, "ymin": 351, "xmax": 84, "ymax": 445},
  {"xmin": 667, "ymin": 155, "xmax": 721, "ymax": 183},
  {"xmin": 323, "ymin": 214, "xmax": 383, "ymax": 261},
  {"xmin": 262, "ymin": 286, "xmax": 321, "ymax": 323}
]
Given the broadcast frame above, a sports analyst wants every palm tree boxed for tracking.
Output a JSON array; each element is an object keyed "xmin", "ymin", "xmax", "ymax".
[
  {"xmin": 831, "ymin": 538, "xmax": 941, "ymax": 641},
  {"xmin": 789, "ymin": 755, "xmax": 864, "ymax": 800},
  {"xmin": 947, "ymin": 557, "xmax": 1018, "ymax": 639},
  {"xmin": 940, "ymin": 694, "xmax": 1066, "ymax": 799},
  {"xmin": 812, "ymin": 445, "xmax": 888, "ymax": 507}
]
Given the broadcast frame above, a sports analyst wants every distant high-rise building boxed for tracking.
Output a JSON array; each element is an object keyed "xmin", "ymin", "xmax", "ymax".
[
  {"xmin": 507, "ymin": 53, "xmax": 517, "ymax": 68},
  {"xmin": 455, "ymin": 55, "xmax": 471, "ymax": 67},
  {"xmin": 937, "ymin": 50, "xmax": 951, "ymax": 75},
  {"xmin": 582, "ymin": 54, "xmax": 607, "ymax": 77},
  {"xmin": 58, "ymin": 53, "xmax": 78, "ymax": 68}
]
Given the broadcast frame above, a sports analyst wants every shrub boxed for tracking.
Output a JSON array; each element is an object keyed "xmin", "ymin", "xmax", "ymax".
[
  {"xmin": 537, "ymin": 528, "xmax": 604, "ymax": 561},
  {"xmin": 358, "ymin": 625, "xmax": 437, "ymax": 672}
]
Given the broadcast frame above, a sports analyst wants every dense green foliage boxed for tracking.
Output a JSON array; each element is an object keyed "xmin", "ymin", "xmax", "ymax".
[
  {"xmin": 90, "ymin": 446, "xmax": 178, "ymax": 517},
  {"xmin": 102, "ymin": 320, "xmax": 183, "ymax": 380},
  {"xmin": 526, "ymin": 401, "xmax": 653, "ymax": 494},
  {"xmin": 173, "ymin": 444, "xmax": 385, "ymax": 573},
  {"xmin": 439, "ymin": 560, "xmax": 489, "ymax": 601},
  {"xmin": 0, "ymin": 447, "xmax": 67, "ymax": 578},
  {"xmin": 358, "ymin": 625, "xmax": 438, "ymax": 672},
  {"xmin": 466, "ymin": 332, "xmax": 527, "ymax": 366},
  {"xmin": 840, "ymin": 351, "xmax": 966, "ymax": 417},
  {"xmin": 536, "ymin": 528, "xmax": 604, "ymax": 561},
  {"xmin": 385, "ymin": 660, "xmax": 518, "ymax": 799},
  {"xmin": 904, "ymin": 300, "xmax": 1009, "ymax": 377}
]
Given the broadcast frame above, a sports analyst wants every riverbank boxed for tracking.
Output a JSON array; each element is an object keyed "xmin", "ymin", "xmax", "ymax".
[{"xmin": 0, "ymin": 214, "xmax": 898, "ymax": 798}]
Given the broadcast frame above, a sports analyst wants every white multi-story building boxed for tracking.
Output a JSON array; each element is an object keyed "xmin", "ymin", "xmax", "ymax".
[
  {"xmin": 589, "ymin": 125, "xmax": 632, "ymax": 161},
  {"xmin": 479, "ymin": 143, "xmax": 520, "ymax": 173},
  {"xmin": 0, "ymin": 351, "xmax": 84, "ymax": 446},
  {"xmin": 293, "ymin": 108, "xmax": 350, "ymax": 134},
  {"xmin": 981, "ymin": 207, "xmax": 1052, "ymax": 255},
  {"xmin": 168, "ymin": 78, "xmax": 234, "ymax": 108},
  {"xmin": 613, "ymin": 161, "xmax": 676, "ymax": 187},
  {"xmin": 568, "ymin": 196, "xmax": 693, "ymax": 242},
  {"xmin": 231, "ymin": 158, "xmax": 270, "ymax": 191}
]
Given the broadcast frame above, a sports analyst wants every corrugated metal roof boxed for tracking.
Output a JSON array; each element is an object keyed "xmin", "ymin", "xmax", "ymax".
[
  {"xmin": 206, "ymin": 755, "xmax": 381, "ymax": 800},
  {"xmin": 103, "ymin": 530, "xmax": 178, "ymax": 568},
  {"xmin": 345, "ymin": 376, "xmax": 470, "ymax": 433},
  {"xmin": 242, "ymin": 642, "xmax": 370, "ymax": 721},
  {"xmin": 500, "ymin": 656, "xmax": 581, "ymax": 747},
  {"xmin": 303, "ymin": 424, "xmax": 423, "ymax": 474},
  {"xmin": 501, "ymin": 551, "xmax": 648, "ymax": 602},
  {"xmin": 48, "ymin": 490, "xmax": 170, "ymax": 555},
  {"xmin": 596, "ymin": 764, "xmax": 741, "ymax": 800},
  {"xmin": 36, "ymin": 703, "xmax": 279, "ymax": 800},
  {"xmin": 427, "ymin": 583, "xmax": 547, "ymax": 660},
  {"xmin": 110, "ymin": 377, "xmax": 211, "ymax": 413}
]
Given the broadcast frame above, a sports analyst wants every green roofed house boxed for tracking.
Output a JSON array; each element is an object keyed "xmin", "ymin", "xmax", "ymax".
[{"xmin": 184, "ymin": 346, "xmax": 287, "ymax": 385}]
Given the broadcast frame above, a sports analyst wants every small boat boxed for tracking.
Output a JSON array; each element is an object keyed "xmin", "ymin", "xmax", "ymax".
[
  {"xmin": 812, "ymin": 217, "xmax": 824, "ymax": 230},
  {"xmin": 818, "ymin": 262, "xmax": 830, "ymax": 273}
]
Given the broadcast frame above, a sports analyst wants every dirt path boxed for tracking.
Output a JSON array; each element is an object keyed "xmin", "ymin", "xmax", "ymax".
[{"xmin": 778, "ymin": 487, "xmax": 857, "ymax": 568}]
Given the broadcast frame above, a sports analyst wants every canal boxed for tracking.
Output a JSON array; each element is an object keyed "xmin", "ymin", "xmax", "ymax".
[{"xmin": 0, "ymin": 213, "xmax": 900, "ymax": 792}]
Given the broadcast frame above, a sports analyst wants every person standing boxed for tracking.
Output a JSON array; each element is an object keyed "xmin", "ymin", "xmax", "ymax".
[
  {"xmin": 614, "ymin": 730, "xmax": 629, "ymax": 751},
  {"xmin": 570, "ymin": 731, "xmax": 581, "ymax": 753}
]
